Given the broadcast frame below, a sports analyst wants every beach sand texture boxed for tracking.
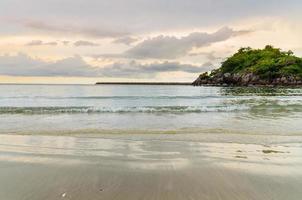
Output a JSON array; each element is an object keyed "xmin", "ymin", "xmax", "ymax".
[{"xmin": 0, "ymin": 134, "xmax": 302, "ymax": 200}]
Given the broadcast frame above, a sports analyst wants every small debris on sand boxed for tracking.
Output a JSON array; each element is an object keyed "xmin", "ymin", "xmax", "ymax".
[
  {"xmin": 235, "ymin": 155, "xmax": 248, "ymax": 159},
  {"xmin": 262, "ymin": 150, "xmax": 285, "ymax": 154}
]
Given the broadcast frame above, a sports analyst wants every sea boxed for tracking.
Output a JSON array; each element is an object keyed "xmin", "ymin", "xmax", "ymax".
[{"xmin": 0, "ymin": 84, "xmax": 301, "ymax": 135}]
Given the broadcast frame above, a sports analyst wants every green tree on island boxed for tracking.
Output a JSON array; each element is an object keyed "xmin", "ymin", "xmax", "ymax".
[
  {"xmin": 193, "ymin": 45, "xmax": 302, "ymax": 86},
  {"xmin": 221, "ymin": 45, "xmax": 302, "ymax": 78}
]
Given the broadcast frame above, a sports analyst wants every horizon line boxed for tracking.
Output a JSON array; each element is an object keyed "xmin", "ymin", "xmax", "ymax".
[
  {"xmin": 0, "ymin": 81, "xmax": 193, "ymax": 86},
  {"xmin": 95, "ymin": 82, "xmax": 192, "ymax": 85}
]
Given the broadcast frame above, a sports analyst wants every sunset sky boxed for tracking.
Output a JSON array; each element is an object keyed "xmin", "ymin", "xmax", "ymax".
[{"xmin": 0, "ymin": 0, "xmax": 302, "ymax": 84}]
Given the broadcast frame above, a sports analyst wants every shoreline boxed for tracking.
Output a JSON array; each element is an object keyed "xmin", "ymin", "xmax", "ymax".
[
  {"xmin": 2, "ymin": 130, "xmax": 302, "ymax": 145},
  {"xmin": 193, "ymin": 83, "xmax": 302, "ymax": 87}
]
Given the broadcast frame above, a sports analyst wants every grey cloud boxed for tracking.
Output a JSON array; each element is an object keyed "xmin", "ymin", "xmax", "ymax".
[
  {"xmin": 45, "ymin": 42, "xmax": 58, "ymax": 46},
  {"xmin": 62, "ymin": 41, "xmax": 70, "ymax": 46},
  {"xmin": 0, "ymin": 0, "xmax": 296, "ymax": 35},
  {"xmin": 74, "ymin": 40, "xmax": 99, "ymax": 47},
  {"xmin": 98, "ymin": 61, "xmax": 214, "ymax": 78},
  {"xmin": 26, "ymin": 40, "xmax": 58, "ymax": 46},
  {"xmin": 0, "ymin": 53, "xmax": 212, "ymax": 78},
  {"xmin": 113, "ymin": 36, "xmax": 139, "ymax": 45},
  {"xmin": 23, "ymin": 20, "xmax": 130, "ymax": 38},
  {"xmin": 124, "ymin": 27, "xmax": 251, "ymax": 59},
  {"xmin": 0, "ymin": 53, "xmax": 97, "ymax": 77}
]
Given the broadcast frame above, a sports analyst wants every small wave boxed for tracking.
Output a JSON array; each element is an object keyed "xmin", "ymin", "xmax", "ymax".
[
  {"xmin": 0, "ymin": 105, "xmax": 249, "ymax": 114},
  {"xmin": 0, "ymin": 95, "xmax": 223, "ymax": 100}
]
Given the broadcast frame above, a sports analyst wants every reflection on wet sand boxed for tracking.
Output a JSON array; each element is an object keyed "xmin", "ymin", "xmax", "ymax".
[
  {"xmin": 0, "ymin": 134, "xmax": 301, "ymax": 172},
  {"xmin": 1, "ymin": 134, "xmax": 302, "ymax": 200}
]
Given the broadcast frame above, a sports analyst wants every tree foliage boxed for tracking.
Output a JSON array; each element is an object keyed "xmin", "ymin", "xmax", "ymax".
[{"xmin": 220, "ymin": 45, "xmax": 302, "ymax": 78}]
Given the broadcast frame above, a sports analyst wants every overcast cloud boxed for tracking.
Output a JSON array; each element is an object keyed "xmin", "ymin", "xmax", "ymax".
[
  {"xmin": 96, "ymin": 27, "xmax": 250, "ymax": 60},
  {"xmin": 74, "ymin": 40, "xmax": 99, "ymax": 47},
  {"xmin": 0, "ymin": 53, "xmax": 211, "ymax": 77},
  {"xmin": 99, "ymin": 61, "xmax": 214, "ymax": 78},
  {"xmin": 1, "ymin": 0, "xmax": 299, "ymax": 34},
  {"xmin": 21, "ymin": 20, "xmax": 130, "ymax": 38},
  {"xmin": 0, "ymin": 54, "xmax": 97, "ymax": 77},
  {"xmin": 113, "ymin": 36, "xmax": 140, "ymax": 45},
  {"xmin": 26, "ymin": 40, "xmax": 58, "ymax": 46},
  {"xmin": 124, "ymin": 27, "xmax": 250, "ymax": 59},
  {"xmin": 0, "ymin": 0, "xmax": 301, "ymax": 81}
]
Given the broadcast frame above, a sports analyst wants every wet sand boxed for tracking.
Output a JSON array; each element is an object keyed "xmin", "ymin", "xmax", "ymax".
[{"xmin": 0, "ymin": 133, "xmax": 302, "ymax": 200}]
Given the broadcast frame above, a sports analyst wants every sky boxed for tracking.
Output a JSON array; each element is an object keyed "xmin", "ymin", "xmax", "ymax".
[{"xmin": 0, "ymin": 0, "xmax": 302, "ymax": 84}]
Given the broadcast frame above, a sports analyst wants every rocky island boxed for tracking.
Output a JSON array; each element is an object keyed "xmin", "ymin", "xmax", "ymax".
[{"xmin": 193, "ymin": 45, "xmax": 302, "ymax": 86}]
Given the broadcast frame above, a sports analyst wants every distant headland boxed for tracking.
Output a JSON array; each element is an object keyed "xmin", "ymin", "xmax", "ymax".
[
  {"xmin": 193, "ymin": 45, "xmax": 302, "ymax": 86},
  {"xmin": 95, "ymin": 82, "xmax": 191, "ymax": 85}
]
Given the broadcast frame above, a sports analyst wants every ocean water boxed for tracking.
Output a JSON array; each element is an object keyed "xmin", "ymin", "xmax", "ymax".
[{"xmin": 0, "ymin": 84, "xmax": 301, "ymax": 135}]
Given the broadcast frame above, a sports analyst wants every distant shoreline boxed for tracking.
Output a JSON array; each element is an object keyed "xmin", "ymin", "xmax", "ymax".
[{"xmin": 95, "ymin": 82, "xmax": 192, "ymax": 85}]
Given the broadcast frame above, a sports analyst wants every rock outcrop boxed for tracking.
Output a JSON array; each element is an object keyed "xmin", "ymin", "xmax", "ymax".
[{"xmin": 192, "ymin": 72, "xmax": 302, "ymax": 86}]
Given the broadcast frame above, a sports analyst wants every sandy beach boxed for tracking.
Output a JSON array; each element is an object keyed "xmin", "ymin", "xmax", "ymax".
[{"xmin": 1, "ymin": 133, "xmax": 302, "ymax": 200}]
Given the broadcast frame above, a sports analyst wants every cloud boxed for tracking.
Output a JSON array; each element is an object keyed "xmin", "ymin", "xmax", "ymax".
[
  {"xmin": 0, "ymin": 53, "xmax": 97, "ymax": 77},
  {"xmin": 96, "ymin": 27, "xmax": 251, "ymax": 60},
  {"xmin": 26, "ymin": 39, "xmax": 100, "ymax": 47},
  {"xmin": 188, "ymin": 51, "xmax": 222, "ymax": 60},
  {"xmin": 62, "ymin": 41, "xmax": 70, "ymax": 46},
  {"xmin": 23, "ymin": 20, "xmax": 130, "ymax": 38},
  {"xmin": 113, "ymin": 36, "xmax": 139, "ymax": 45},
  {"xmin": 74, "ymin": 40, "xmax": 99, "ymax": 47},
  {"xmin": 99, "ymin": 61, "xmax": 214, "ymax": 78},
  {"xmin": 123, "ymin": 27, "xmax": 251, "ymax": 59},
  {"xmin": 26, "ymin": 40, "xmax": 58, "ymax": 46},
  {"xmin": 1, "ymin": 0, "xmax": 296, "ymax": 35},
  {"xmin": 0, "ymin": 53, "xmax": 212, "ymax": 78}
]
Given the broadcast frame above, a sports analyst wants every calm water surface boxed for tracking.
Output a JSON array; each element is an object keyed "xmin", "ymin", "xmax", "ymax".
[{"xmin": 0, "ymin": 84, "xmax": 301, "ymax": 135}]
